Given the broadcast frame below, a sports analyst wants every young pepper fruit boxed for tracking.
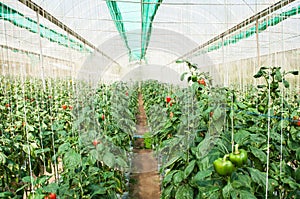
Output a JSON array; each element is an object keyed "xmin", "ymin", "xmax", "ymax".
[
  {"xmin": 229, "ymin": 144, "xmax": 248, "ymax": 167},
  {"xmin": 213, "ymin": 154, "xmax": 235, "ymax": 176}
]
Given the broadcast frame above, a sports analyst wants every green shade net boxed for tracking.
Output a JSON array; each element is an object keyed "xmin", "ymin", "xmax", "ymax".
[
  {"xmin": 141, "ymin": 0, "xmax": 163, "ymax": 60},
  {"xmin": 106, "ymin": 0, "xmax": 162, "ymax": 61},
  {"xmin": 198, "ymin": 4, "xmax": 300, "ymax": 56},
  {"xmin": 0, "ymin": 2, "xmax": 91, "ymax": 53}
]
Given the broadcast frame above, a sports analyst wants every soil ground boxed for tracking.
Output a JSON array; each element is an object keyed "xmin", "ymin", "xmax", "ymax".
[{"xmin": 129, "ymin": 93, "xmax": 160, "ymax": 199}]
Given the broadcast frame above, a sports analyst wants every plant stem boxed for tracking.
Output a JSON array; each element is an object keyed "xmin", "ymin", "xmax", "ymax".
[
  {"xmin": 234, "ymin": 144, "xmax": 240, "ymax": 154},
  {"xmin": 223, "ymin": 154, "xmax": 229, "ymax": 161}
]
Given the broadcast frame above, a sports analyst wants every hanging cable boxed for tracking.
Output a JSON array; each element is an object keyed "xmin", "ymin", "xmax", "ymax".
[{"xmin": 265, "ymin": 15, "xmax": 271, "ymax": 199}]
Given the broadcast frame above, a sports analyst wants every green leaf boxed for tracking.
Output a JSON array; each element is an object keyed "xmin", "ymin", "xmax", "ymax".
[
  {"xmin": 239, "ymin": 190, "xmax": 257, "ymax": 199},
  {"xmin": 0, "ymin": 152, "xmax": 7, "ymax": 164},
  {"xmin": 34, "ymin": 148, "xmax": 50, "ymax": 156},
  {"xmin": 176, "ymin": 59, "xmax": 184, "ymax": 63},
  {"xmin": 257, "ymin": 85, "xmax": 266, "ymax": 88},
  {"xmin": 191, "ymin": 170, "xmax": 212, "ymax": 183},
  {"xmin": 234, "ymin": 129, "xmax": 250, "ymax": 144},
  {"xmin": 180, "ymin": 72, "xmax": 188, "ymax": 81},
  {"xmin": 103, "ymin": 151, "xmax": 115, "ymax": 168},
  {"xmin": 22, "ymin": 144, "xmax": 31, "ymax": 155},
  {"xmin": 247, "ymin": 134, "xmax": 266, "ymax": 144},
  {"xmin": 184, "ymin": 160, "xmax": 196, "ymax": 179},
  {"xmin": 281, "ymin": 177, "xmax": 299, "ymax": 189},
  {"xmin": 287, "ymin": 70, "xmax": 299, "ymax": 75},
  {"xmin": 207, "ymin": 191, "xmax": 221, "ymax": 199},
  {"xmin": 163, "ymin": 170, "xmax": 177, "ymax": 186},
  {"xmin": 27, "ymin": 124, "xmax": 35, "ymax": 132},
  {"xmin": 296, "ymin": 148, "xmax": 300, "ymax": 161},
  {"xmin": 36, "ymin": 175, "xmax": 50, "ymax": 185},
  {"xmin": 90, "ymin": 186, "xmax": 106, "ymax": 196},
  {"xmin": 63, "ymin": 149, "xmax": 81, "ymax": 168},
  {"xmin": 237, "ymin": 102, "xmax": 247, "ymax": 109},
  {"xmin": 254, "ymin": 69, "xmax": 264, "ymax": 78},
  {"xmin": 260, "ymin": 66, "xmax": 268, "ymax": 70},
  {"xmin": 248, "ymin": 168, "xmax": 266, "ymax": 187},
  {"xmin": 173, "ymin": 170, "xmax": 184, "ymax": 185},
  {"xmin": 0, "ymin": 192, "xmax": 13, "ymax": 197},
  {"xmin": 58, "ymin": 143, "xmax": 71, "ymax": 155},
  {"xmin": 115, "ymin": 157, "xmax": 128, "ymax": 168},
  {"xmin": 28, "ymin": 193, "xmax": 44, "ymax": 199},
  {"xmin": 164, "ymin": 155, "xmax": 181, "ymax": 168},
  {"xmin": 283, "ymin": 79, "xmax": 289, "ymax": 88},
  {"xmin": 250, "ymin": 146, "xmax": 267, "ymax": 163},
  {"xmin": 222, "ymin": 182, "xmax": 233, "ymax": 198},
  {"xmin": 268, "ymin": 179, "xmax": 278, "ymax": 192},
  {"xmin": 275, "ymin": 70, "xmax": 282, "ymax": 81},
  {"xmin": 230, "ymin": 190, "xmax": 239, "ymax": 199},
  {"xmin": 212, "ymin": 106, "xmax": 222, "ymax": 121},
  {"xmin": 43, "ymin": 183, "xmax": 58, "ymax": 193},
  {"xmin": 237, "ymin": 174, "xmax": 252, "ymax": 189},
  {"xmin": 161, "ymin": 185, "xmax": 173, "ymax": 199},
  {"xmin": 22, "ymin": 176, "xmax": 34, "ymax": 183},
  {"xmin": 279, "ymin": 119, "xmax": 290, "ymax": 129},
  {"xmin": 175, "ymin": 184, "xmax": 194, "ymax": 199}
]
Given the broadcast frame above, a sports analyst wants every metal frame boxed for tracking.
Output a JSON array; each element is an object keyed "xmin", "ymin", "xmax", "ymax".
[
  {"xmin": 169, "ymin": 0, "xmax": 296, "ymax": 64},
  {"xmin": 18, "ymin": 0, "xmax": 121, "ymax": 66}
]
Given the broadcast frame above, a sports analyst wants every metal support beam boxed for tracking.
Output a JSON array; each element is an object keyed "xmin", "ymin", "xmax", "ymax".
[
  {"xmin": 18, "ymin": 0, "xmax": 121, "ymax": 67},
  {"xmin": 168, "ymin": 0, "xmax": 296, "ymax": 64},
  {"xmin": 0, "ymin": 44, "xmax": 74, "ymax": 64}
]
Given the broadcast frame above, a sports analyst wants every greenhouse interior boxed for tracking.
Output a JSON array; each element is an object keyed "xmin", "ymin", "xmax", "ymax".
[{"xmin": 0, "ymin": 0, "xmax": 300, "ymax": 198}]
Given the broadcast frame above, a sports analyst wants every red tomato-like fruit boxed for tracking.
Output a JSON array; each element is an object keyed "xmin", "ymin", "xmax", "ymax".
[
  {"xmin": 62, "ymin": 105, "xmax": 67, "ymax": 110},
  {"xmin": 210, "ymin": 112, "xmax": 214, "ymax": 117},
  {"xmin": 48, "ymin": 95, "xmax": 52, "ymax": 99},
  {"xmin": 48, "ymin": 193, "xmax": 56, "ymax": 199},
  {"xmin": 69, "ymin": 106, "xmax": 73, "ymax": 110},
  {"xmin": 5, "ymin": 103, "xmax": 10, "ymax": 108},
  {"xmin": 166, "ymin": 96, "xmax": 171, "ymax": 103},
  {"xmin": 170, "ymin": 102, "xmax": 173, "ymax": 107},
  {"xmin": 93, "ymin": 140, "xmax": 98, "ymax": 147},
  {"xmin": 44, "ymin": 196, "xmax": 50, "ymax": 199},
  {"xmin": 125, "ymin": 92, "xmax": 128, "ymax": 96},
  {"xmin": 198, "ymin": 79, "xmax": 206, "ymax": 86},
  {"xmin": 101, "ymin": 114, "xmax": 105, "ymax": 120},
  {"xmin": 297, "ymin": 120, "xmax": 300, "ymax": 127}
]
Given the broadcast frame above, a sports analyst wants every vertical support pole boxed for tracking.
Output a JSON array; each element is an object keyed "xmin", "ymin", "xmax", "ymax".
[
  {"xmin": 140, "ymin": 0, "xmax": 143, "ymax": 63},
  {"xmin": 255, "ymin": 19, "xmax": 260, "ymax": 86},
  {"xmin": 222, "ymin": 37, "xmax": 227, "ymax": 86},
  {"xmin": 36, "ymin": 11, "xmax": 46, "ymax": 91}
]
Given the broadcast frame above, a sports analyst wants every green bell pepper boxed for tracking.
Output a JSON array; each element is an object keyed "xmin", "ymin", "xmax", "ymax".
[
  {"xmin": 213, "ymin": 154, "xmax": 235, "ymax": 176},
  {"xmin": 229, "ymin": 144, "xmax": 248, "ymax": 167}
]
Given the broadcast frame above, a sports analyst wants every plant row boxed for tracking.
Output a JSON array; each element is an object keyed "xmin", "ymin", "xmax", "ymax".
[
  {"xmin": 140, "ymin": 65, "xmax": 300, "ymax": 199},
  {"xmin": 0, "ymin": 77, "xmax": 138, "ymax": 199}
]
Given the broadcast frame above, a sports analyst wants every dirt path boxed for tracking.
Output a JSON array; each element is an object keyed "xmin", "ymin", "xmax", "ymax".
[{"xmin": 129, "ymin": 93, "xmax": 160, "ymax": 199}]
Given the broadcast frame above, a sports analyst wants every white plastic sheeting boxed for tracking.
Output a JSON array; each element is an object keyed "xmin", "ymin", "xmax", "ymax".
[{"xmin": 0, "ymin": 0, "xmax": 299, "ymax": 85}]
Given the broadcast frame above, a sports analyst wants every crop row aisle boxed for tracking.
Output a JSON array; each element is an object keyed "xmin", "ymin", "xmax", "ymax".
[
  {"xmin": 1, "ymin": 0, "xmax": 300, "ymax": 199},
  {"xmin": 128, "ymin": 91, "xmax": 160, "ymax": 198}
]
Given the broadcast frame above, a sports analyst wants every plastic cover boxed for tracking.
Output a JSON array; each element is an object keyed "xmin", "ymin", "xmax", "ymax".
[{"xmin": 0, "ymin": 0, "xmax": 299, "ymax": 84}]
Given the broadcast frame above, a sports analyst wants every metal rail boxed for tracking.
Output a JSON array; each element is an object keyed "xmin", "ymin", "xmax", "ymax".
[
  {"xmin": 168, "ymin": 0, "xmax": 296, "ymax": 64},
  {"xmin": 0, "ymin": 44, "xmax": 74, "ymax": 64},
  {"xmin": 18, "ymin": 0, "xmax": 121, "ymax": 66}
]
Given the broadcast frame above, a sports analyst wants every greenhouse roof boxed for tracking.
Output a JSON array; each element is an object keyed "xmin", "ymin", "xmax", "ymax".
[{"xmin": 1, "ymin": 0, "xmax": 299, "ymax": 81}]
